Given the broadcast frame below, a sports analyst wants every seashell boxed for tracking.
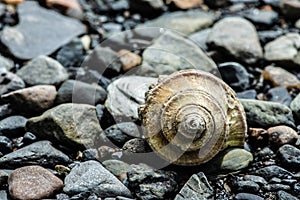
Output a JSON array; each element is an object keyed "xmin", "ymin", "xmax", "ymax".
[{"xmin": 139, "ymin": 69, "xmax": 247, "ymax": 165}]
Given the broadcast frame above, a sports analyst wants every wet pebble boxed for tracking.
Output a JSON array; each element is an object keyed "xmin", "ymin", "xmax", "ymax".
[
  {"xmin": 241, "ymin": 8, "xmax": 279, "ymax": 26},
  {"xmin": 264, "ymin": 184, "xmax": 291, "ymax": 192},
  {"xmin": 118, "ymin": 49, "xmax": 142, "ymax": 72},
  {"xmin": 254, "ymin": 165, "xmax": 293, "ymax": 180},
  {"xmin": 235, "ymin": 193, "xmax": 264, "ymax": 200},
  {"xmin": 243, "ymin": 175, "xmax": 267, "ymax": 186},
  {"xmin": 102, "ymin": 159, "xmax": 130, "ymax": 181},
  {"xmin": 122, "ymin": 138, "xmax": 152, "ymax": 153}
]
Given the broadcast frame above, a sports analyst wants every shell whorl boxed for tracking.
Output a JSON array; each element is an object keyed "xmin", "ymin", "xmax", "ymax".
[{"xmin": 140, "ymin": 69, "xmax": 247, "ymax": 165}]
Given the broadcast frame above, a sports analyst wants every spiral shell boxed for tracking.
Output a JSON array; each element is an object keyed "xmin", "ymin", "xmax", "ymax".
[{"xmin": 139, "ymin": 69, "xmax": 247, "ymax": 165}]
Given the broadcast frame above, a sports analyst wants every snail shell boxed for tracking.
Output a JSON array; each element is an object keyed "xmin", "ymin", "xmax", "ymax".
[{"xmin": 139, "ymin": 69, "xmax": 247, "ymax": 165}]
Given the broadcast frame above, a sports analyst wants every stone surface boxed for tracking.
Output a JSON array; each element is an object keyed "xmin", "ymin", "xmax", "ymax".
[
  {"xmin": 122, "ymin": 138, "xmax": 152, "ymax": 153},
  {"xmin": 267, "ymin": 126, "xmax": 298, "ymax": 146},
  {"xmin": 0, "ymin": 141, "xmax": 70, "ymax": 169},
  {"xmin": 278, "ymin": 144, "xmax": 300, "ymax": 170},
  {"xmin": 0, "ymin": 55, "xmax": 13, "ymax": 71},
  {"xmin": 63, "ymin": 160, "xmax": 132, "ymax": 198},
  {"xmin": 280, "ymin": 0, "xmax": 300, "ymax": 20},
  {"xmin": 26, "ymin": 103, "xmax": 104, "ymax": 148},
  {"xmin": 118, "ymin": 49, "xmax": 142, "ymax": 72},
  {"xmin": 189, "ymin": 28, "xmax": 211, "ymax": 50},
  {"xmin": 241, "ymin": 99, "xmax": 295, "ymax": 128},
  {"xmin": 207, "ymin": 17, "xmax": 263, "ymax": 64},
  {"xmin": 16, "ymin": 55, "xmax": 68, "ymax": 86},
  {"xmin": 0, "ymin": 72, "xmax": 25, "ymax": 96},
  {"xmin": 140, "ymin": 31, "xmax": 217, "ymax": 76},
  {"xmin": 105, "ymin": 76, "xmax": 157, "ymax": 121},
  {"xmin": 266, "ymin": 87, "xmax": 292, "ymax": 106},
  {"xmin": 264, "ymin": 184, "xmax": 290, "ymax": 192},
  {"xmin": 56, "ymin": 80, "xmax": 107, "ymax": 105},
  {"xmin": 8, "ymin": 165, "xmax": 64, "ymax": 200},
  {"xmin": 127, "ymin": 164, "xmax": 177, "ymax": 200},
  {"xmin": 243, "ymin": 175, "xmax": 268, "ymax": 186},
  {"xmin": 241, "ymin": 8, "xmax": 279, "ymax": 26},
  {"xmin": 290, "ymin": 93, "xmax": 300, "ymax": 119},
  {"xmin": 254, "ymin": 165, "xmax": 293, "ymax": 180},
  {"xmin": 258, "ymin": 29, "xmax": 285, "ymax": 45},
  {"xmin": 0, "ymin": 115, "xmax": 27, "ymax": 137},
  {"xmin": 235, "ymin": 193, "xmax": 264, "ymax": 200},
  {"xmin": 232, "ymin": 180, "xmax": 260, "ymax": 193},
  {"xmin": 277, "ymin": 190, "xmax": 298, "ymax": 200},
  {"xmin": 136, "ymin": 10, "xmax": 215, "ymax": 36},
  {"xmin": 174, "ymin": 172, "xmax": 214, "ymax": 200},
  {"xmin": 1, "ymin": 1, "xmax": 85, "ymax": 60},
  {"xmin": 2, "ymin": 85, "xmax": 57, "ymax": 114},
  {"xmin": 296, "ymin": 18, "xmax": 300, "ymax": 29},
  {"xmin": 264, "ymin": 33, "xmax": 300, "ymax": 68},
  {"xmin": 102, "ymin": 159, "xmax": 130, "ymax": 180}
]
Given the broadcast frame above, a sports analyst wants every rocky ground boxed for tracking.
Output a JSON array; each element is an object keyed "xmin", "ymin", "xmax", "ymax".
[{"xmin": 0, "ymin": 0, "xmax": 300, "ymax": 199}]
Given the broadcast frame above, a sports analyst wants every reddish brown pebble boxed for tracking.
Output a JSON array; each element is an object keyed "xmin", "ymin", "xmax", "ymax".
[
  {"xmin": 118, "ymin": 49, "xmax": 142, "ymax": 72},
  {"xmin": 8, "ymin": 165, "xmax": 63, "ymax": 200},
  {"xmin": 167, "ymin": 0, "xmax": 203, "ymax": 9},
  {"xmin": 267, "ymin": 125, "xmax": 299, "ymax": 146}
]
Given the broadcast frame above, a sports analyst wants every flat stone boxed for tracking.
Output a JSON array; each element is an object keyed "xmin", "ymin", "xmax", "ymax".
[
  {"xmin": 241, "ymin": 99, "xmax": 295, "ymax": 128},
  {"xmin": 0, "ymin": 116, "xmax": 27, "ymax": 138},
  {"xmin": 0, "ymin": 141, "xmax": 70, "ymax": 169},
  {"xmin": 1, "ymin": 1, "xmax": 85, "ymax": 60},
  {"xmin": 8, "ymin": 165, "xmax": 64, "ymax": 200},
  {"xmin": 235, "ymin": 193, "xmax": 264, "ymax": 200},
  {"xmin": 141, "ymin": 31, "xmax": 217, "ymax": 76},
  {"xmin": 264, "ymin": 33, "xmax": 300, "ymax": 68},
  {"xmin": 232, "ymin": 180, "xmax": 260, "ymax": 193},
  {"xmin": 136, "ymin": 10, "xmax": 215, "ymax": 36},
  {"xmin": 56, "ymin": 80, "xmax": 107, "ymax": 105},
  {"xmin": 241, "ymin": 8, "xmax": 279, "ymax": 26},
  {"xmin": 267, "ymin": 126, "xmax": 298, "ymax": 146},
  {"xmin": 16, "ymin": 55, "xmax": 68, "ymax": 86},
  {"xmin": 63, "ymin": 160, "xmax": 132, "ymax": 198},
  {"xmin": 174, "ymin": 172, "xmax": 214, "ymax": 200},
  {"xmin": 243, "ymin": 175, "xmax": 268, "ymax": 186},
  {"xmin": 278, "ymin": 144, "xmax": 300, "ymax": 170},
  {"xmin": 237, "ymin": 90, "xmax": 257, "ymax": 99},
  {"xmin": 26, "ymin": 103, "xmax": 104, "ymax": 148},
  {"xmin": 264, "ymin": 184, "xmax": 291, "ymax": 192},
  {"xmin": 2, "ymin": 85, "xmax": 57, "ymax": 114},
  {"xmin": 207, "ymin": 17, "xmax": 263, "ymax": 64},
  {"xmin": 254, "ymin": 165, "xmax": 293, "ymax": 180},
  {"xmin": 280, "ymin": 0, "xmax": 300, "ymax": 20},
  {"xmin": 105, "ymin": 76, "xmax": 157, "ymax": 121}
]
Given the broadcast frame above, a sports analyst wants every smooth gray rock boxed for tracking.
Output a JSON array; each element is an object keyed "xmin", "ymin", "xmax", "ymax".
[
  {"xmin": 0, "ymin": 141, "xmax": 70, "ymax": 169},
  {"xmin": 1, "ymin": 1, "xmax": 85, "ymax": 60},
  {"xmin": 235, "ymin": 193, "xmax": 264, "ymax": 200},
  {"xmin": 16, "ymin": 56, "xmax": 68, "ymax": 86},
  {"xmin": 254, "ymin": 165, "xmax": 293, "ymax": 180},
  {"xmin": 141, "ymin": 31, "xmax": 217, "ymax": 76},
  {"xmin": 277, "ymin": 190, "xmax": 298, "ymax": 200},
  {"xmin": 0, "ymin": 116, "xmax": 27, "ymax": 138},
  {"xmin": 174, "ymin": 172, "xmax": 214, "ymax": 200},
  {"xmin": 233, "ymin": 180, "xmax": 260, "ymax": 193},
  {"xmin": 63, "ymin": 160, "xmax": 132, "ymax": 198},
  {"xmin": 241, "ymin": 99, "xmax": 295, "ymax": 128},
  {"xmin": 278, "ymin": 144, "xmax": 300, "ymax": 170},
  {"xmin": 0, "ymin": 190, "xmax": 9, "ymax": 200},
  {"xmin": 207, "ymin": 17, "xmax": 263, "ymax": 64},
  {"xmin": 105, "ymin": 76, "xmax": 157, "ymax": 121},
  {"xmin": 189, "ymin": 28, "xmax": 212, "ymax": 50},
  {"xmin": 243, "ymin": 175, "xmax": 267, "ymax": 186},
  {"xmin": 102, "ymin": 159, "xmax": 130, "ymax": 178},
  {"xmin": 26, "ymin": 103, "xmax": 104, "ymax": 148}
]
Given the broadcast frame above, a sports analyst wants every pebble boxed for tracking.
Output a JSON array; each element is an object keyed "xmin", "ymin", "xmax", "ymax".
[
  {"xmin": 171, "ymin": 0, "xmax": 203, "ymax": 9},
  {"xmin": 105, "ymin": 76, "xmax": 157, "ymax": 121},
  {"xmin": 1, "ymin": 85, "xmax": 57, "ymax": 114},
  {"xmin": 277, "ymin": 190, "xmax": 298, "ymax": 200},
  {"xmin": 241, "ymin": 99, "xmax": 295, "ymax": 127},
  {"xmin": 207, "ymin": 17, "xmax": 263, "ymax": 64},
  {"xmin": 264, "ymin": 184, "xmax": 291, "ymax": 192},
  {"xmin": 63, "ymin": 160, "xmax": 132, "ymax": 198},
  {"xmin": 0, "ymin": 55, "xmax": 13, "ymax": 71},
  {"xmin": 74, "ymin": 68, "xmax": 111, "ymax": 90},
  {"xmin": 237, "ymin": 90, "xmax": 257, "ymax": 99},
  {"xmin": 243, "ymin": 175, "xmax": 267, "ymax": 186},
  {"xmin": 235, "ymin": 193, "xmax": 264, "ymax": 200},
  {"xmin": 129, "ymin": 0, "xmax": 163, "ymax": 17},
  {"xmin": 241, "ymin": 8, "xmax": 279, "ymax": 26},
  {"xmin": 175, "ymin": 172, "xmax": 214, "ymax": 200},
  {"xmin": 22, "ymin": 132, "xmax": 37, "ymax": 144},
  {"xmin": 26, "ymin": 103, "xmax": 104, "ymax": 148},
  {"xmin": 16, "ymin": 55, "xmax": 68, "ymax": 86},
  {"xmin": 127, "ymin": 163, "xmax": 177, "ymax": 200},
  {"xmin": 8, "ymin": 165, "xmax": 64, "ymax": 200},
  {"xmin": 137, "ymin": 10, "xmax": 215, "ymax": 36},
  {"xmin": 141, "ymin": 31, "xmax": 217, "ymax": 76},
  {"xmin": 118, "ymin": 49, "xmax": 142, "ymax": 72},
  {"xmin": 290, "ymin": 92, "xmax": 300, "ymax": 119},
  {"xmin": 0, "ymin": 115, "xmax": 27, "ymax": 138},
  {"xmin": 0, "ymin": 141, "xmax": 70, "ymax": 168},
  {"xmin": 0, "ymin": 72, "xmax": 25, "ymax": 95},
  {"xmin": 56, "ymin": 80, "xmax": 107, "ymax": 105},
  {"xmin": 0, "ymin": 1, "xmax": 85, "ymax": 60},
  {"xmin": 254, "ymin": 165, "xmax": 293, "ymax": 180},
  {"xmin": 232, "ymin": 180, "xmax": 260, "ymax": 193},
  {"xmin": 3, "ymin": 0, "xmax": 23, "ymax": 5},
  {"xmin": 82, "ymin": 148, "xmax": 99, "ymax": 161},
  {"xmin": 102, "ymin": 159, "xmax": 130, "ymax": 181},
  {"xmin": 0, "ymin": 136, "xmax": 12, "ymax": 153},
  {"xmin": 264, "ymin": 33, "xmax": 300, "ymax": 68},
  {"xmin": 278, "ymin": 144, "xmax": 300, "ymax": 171},
  {"xmin": 280, "ymin": 0, "xmax": 300, "ymax": 20},
  {"xmin": 218, "ymin": 62, "xmax": 250, "ymax": 91},
  {"xmin": 122, "ymin": 138, "xmax": 152, "ymax": 153},
  {"xmin": 258, "ymin": 29, "xmax": 285, "ymax": 45},
  {"xmin": 265, "ymin": 87, "xmax": 292, "ymax": 106},
  {"xmin": 189, "ymin": 28, "xmax": 211, "ymax": 50},
  {"xmin": 267, "ymin": 126, "xmax": 298, "ymax": 146}
]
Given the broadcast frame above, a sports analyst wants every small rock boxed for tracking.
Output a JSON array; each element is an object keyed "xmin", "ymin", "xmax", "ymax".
[
  {"xmin": 1, "ymin": 1, "xmax": 85, "ymax": 60},
  {"xmin": 262, "ymin": 65, "xmax": 300, "ymax": 89},
  {"xmin": 232, "ymin": 180, "xmax": 260, "ymax": 193},
  {"xmin": 22, "ymin": 132, "xmax": 37, "ymax": 144},
  {"xmin": 82, "ymin": 148, "xmax": 99, "ymax": 161},
  {"xmin": 127, "ymin": 163, "xmax": 177, "ymax": 200},
  {"xmin": 170, "ymin": 0, "xmax": 203, "ymax": 9},
  {"xmin": 8, "ymin": 165, "xmax": 64, "ymax": 200},
  {"xmin": 235, "ymin": 193, "xmax": 264, "ymax": 200},
  {"xmin": 264, "ymin": 184, "xmax": 290, "ymax": 191},
  {"xmin": 243, "ymin": 175, "xmax": 267, "ymax": 186},
  {"xmin": 56, "ymin": 80, "xmax": 107, "ymax": 105},
  {"xmin": 277, "ymin": 190, "xmax": 298, "ymax": 200},
  {"xmin": 241, "ymin": 99, "xmax": 295, "ymax": 127},
  {"xmin": 16, "ymin": 55, "xmax": 68, "ymax": 86},
  {"xmin": 63, "ymin": 160, "xmax": 132, "ymax": 198},
  {"xmin": 258, "ymin": 29, "xmax": 285, "ymax": 45},
  {"xmin": 241, "ymin": 8, "xmax": 279, "ymax": 26},
  {"xmin": 2, "ymin": 85, "xmax": 57, "ymax": 114},
  {"xmin": 218, "ymin": 62, "xmax": 250, "ymax": 91},
  {"xmin": 74, "ymin": 68, "xmax": 111, "ymax": 90},
  {"xmin": 265, "ymin": 87, "xmax": 292, "ymax": 106},
  {"xmin": 280, "ymin": 0, "xmax": 300, "ymax": 20},
  {"xmin": 26, "ymin": 103, "xmax": 104, "ymax": 148},
  {"xmin": 278, "ymin": 144, "xmax": 300, "ymax": 170},
  {"xmin": 105, "ymin": 76, "xmax": 157, "ymax": 121},
  {"xmin": 0, "ymin": 170, "xmax": 8, "ymax": 185},
  {"xmin": 207, "ymin": 17, "xmax": 263, "ymax": 64},
  {"xmin": 0, "ymin": 141, "xmax": 70, "ymax": 169},
  {"xmin": 264, "ymin": 33, "xmax": 300, "ymax": 68},
  {"xmin": 102, "ymin": 159, "xmax": 130, "ymax": 181},
  {"xmin": 290, "ymin": 92, "xmax": 300, "ymax": 119},
  {"xmin": 237, "ymin": 90, "xmax": 257, "ymax": 99},
  {"xmin": 118, "ymin": 49, "xmax": 142, "ymax": 72},
  {"xmin": 122, "ymin": 138, "xmax": 152, "ymax": 153},
  {"xmin": 174, "ymin": 172, "xmax": 214, "ymax": 200},
  {"xmin": 267, "ymin": 126, "xmax": 298, "ymax": 146},
  {"xmin": 255, "ymin": 147, "xmax": 276, "ymax": 161},
  {"xmin": 0, "ymin": 116, "xmax": 27, "ymax": 137},
  {"xmin": 129, "ymin": 0, "xmax": 163, "ymax": 17},
  {"xmin": 0, "ymin": 72, "xmax": 25, "ymax": 95},
  {"xmin": 0, "ymin": 136, "xmax": 12, "ymax": 153},
  {"xmin": 254, "ymin": 165, "xmax": 293, "ymax": 180},
  {"xmin": 189, "ymin": 28, "xmax": 211, "ymax": 50}
]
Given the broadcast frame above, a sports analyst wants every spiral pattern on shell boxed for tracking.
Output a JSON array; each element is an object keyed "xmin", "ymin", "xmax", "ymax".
[{"xmin": 139, "ymin": 69, "xmax": 247, "ymax": 165}]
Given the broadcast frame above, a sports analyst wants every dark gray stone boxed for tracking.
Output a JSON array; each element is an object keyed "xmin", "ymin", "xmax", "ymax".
[
  {"xmin": 264, "ymin": 184, "xmax": 290, "ymax": 191},
  {"xmin": 266, "ymin": 87, "xmax": 292, "ymax": 106},
  {"xmin": 0, "ymin": 141, "xmax": 70, "ymax": 169},
  {"xmin": 56, "ymin": 80, "xmax": 107, "ymax": 105},
  {"xmin": 235, "ymin": 193, "xmax": 264, "ymax": 200},
  {"xmin": 0, "ymin": 1, "xmax": 85, "ymax": 60},
  {"xmin": 0, "ymin": 116, "xmax": 27, "ymax": 138},
  {"xmin": 16, "ymin": 55, "xmax": 68, "ymax": 86},
  {"xmin": 280, "ymin": 0, "xmax": 300, "ymax": 20},
  {"xmin": 278, "ymin": 144, "xmax": 300, "ymax": 170},
  {"xmin": 243, "ymin": 175, "xmax": 267, "ymax": 186},
  {"xmin": 254, "ymin": 165, "xmax": 293, "ymax": 180},
  {"xmin": 174, "ymin": 172, "xmax": 214, "ymax": 200},
  {"xmin": 290, "ymin": 92, "xmax": 300, "ymax": 119},
  {"xmin": 277, "ymin": 190, "xmax": 298, "ymax": 200},
  {"xmin": 241, "ymin": 99, "xmax": 295, "ymax": 128},
  {"xmin": 233, "ymin": 181, "xmax": 260, "ymax": 193},
  {"xmin": 63, "ymin": 160, "xmax": 132, "ymax": 198}
]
